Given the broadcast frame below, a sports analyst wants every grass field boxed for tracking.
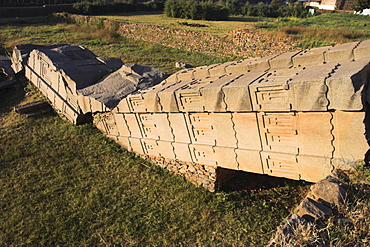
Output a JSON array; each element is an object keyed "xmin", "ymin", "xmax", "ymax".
[{"xmin": 1, "ymin": 13, "xmax": 370, "ymax": 246}]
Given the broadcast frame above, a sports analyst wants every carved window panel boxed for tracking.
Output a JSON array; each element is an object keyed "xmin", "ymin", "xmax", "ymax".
[
  {"xmin": 187, "ymin": 113, "xmax": 215, "ymax": 145},
  {"xmin": 190, "ymin": 144, "xmax": 216, "ymax": 166},
  {"xmin": 259, "ymin": 113, "xmax": 299, "ymax": 154},
  {"xmin": 254, "ymin": 84, "xmax": 290, "ymax": 111},
  {"xmin": 128, "ymin": 95, "xmax": 145, "ymax": 112},
  {"xmin": 262, "ymin": 152, "xmax": 300, "ymax": 180},
  {"xmin": 178, "ymin": 91, "xmax": 203, "ymax": 111},
  {"xmin": 138, "ymin": 114, "xmax": 158, "ymax": 139}
]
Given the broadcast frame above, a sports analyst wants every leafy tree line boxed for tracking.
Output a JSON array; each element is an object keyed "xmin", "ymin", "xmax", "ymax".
[
  {"xmin": 164, "ymin": 0, "xmax": 311, "ymax": 20},
  {"xmin": 73, "ymin": 0, "xmax": 164, "ymax": 15},
  {"xmin": 353, "ymin": 0, "xmax": 370, "ymax": 12}
]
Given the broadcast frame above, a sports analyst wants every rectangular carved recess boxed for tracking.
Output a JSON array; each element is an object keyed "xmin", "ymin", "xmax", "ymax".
[
  {"xmin": 254, "ymin": 84, "xmax": 290, "ymax": 111},
  {"xmin": 259, "ymin": 112, "xmax": 300, "ymax": 180},
  {"xmin": 188, "ymin": 113, "xmax": 215, "ymax": 145},
  {"xmin": 178, "ymin": 91, "xmax": 202, "ymax": 111}
]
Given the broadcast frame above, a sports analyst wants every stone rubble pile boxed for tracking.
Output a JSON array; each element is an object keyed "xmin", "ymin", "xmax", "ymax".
[{"xmin": 68, "ymin": 14, "xmax": 298, "ymax": 59}]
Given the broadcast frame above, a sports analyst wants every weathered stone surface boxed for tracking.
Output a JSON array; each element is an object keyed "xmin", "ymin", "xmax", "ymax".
[
  {"xmin": 77, "ymin": 64, "xmax": 167, "ymax": 109},
  {"xmin": 17, "ymin": 40, "xmax": 370, "ymax": 190},
  {"xmin": 332, "ymin": 111, "xmax": 369, "ymax": 168},
  {"xmin": 309, "ymin": 176, "xmax": 348, "ymax": 206},
  {"xmin": 296, "ymin": 197, "xmax": 333, "ymax": 220}
]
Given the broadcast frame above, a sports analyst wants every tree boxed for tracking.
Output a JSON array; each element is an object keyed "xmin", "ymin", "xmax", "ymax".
[{"xmin": 353, "ymin": 0, "xmax": 370, "ymax": 12}]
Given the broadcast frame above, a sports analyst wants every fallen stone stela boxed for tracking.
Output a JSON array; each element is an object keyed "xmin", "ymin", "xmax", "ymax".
[{"xmin": 14, "ymin": 41, "xmax": 370, "ymax": 190}]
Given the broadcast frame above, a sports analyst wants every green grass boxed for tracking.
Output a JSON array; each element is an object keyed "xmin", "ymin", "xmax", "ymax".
[
  {"xmin": 0, "ymin": 15, "xmax": 230, "ymax": 75},
  {"xmin": 0, "ymin": 84, "xmax": 307, "ymax": 246},
  {"xmin": 1, "ymin": 14, "xmax": 370, "ymax": 246}
]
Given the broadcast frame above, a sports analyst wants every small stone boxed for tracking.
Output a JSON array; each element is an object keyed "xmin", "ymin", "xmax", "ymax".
[
  {"xmin": 310, "ymin": 176, "xmax": 348, "ymax": 207},
  {"xmin": 296, "ymin": 197, "xmax": 333, "ymax": 220}
]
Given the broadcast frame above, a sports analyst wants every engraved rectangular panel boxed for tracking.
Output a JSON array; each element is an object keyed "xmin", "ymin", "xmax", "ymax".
[
  {"xmin": 190, "ymin": 144, "xmax": 217, "ymax": 166},
  {"xmin": 233, "ymin": 112, "xmax": 262, "ymax": 150},
  {"xmin": 124, "ymin": 114, "xmax": 142, "ymax": 138},
  {"xmin": 187, "ymin": 113, "xmax": 215, "ymax": 145},
  {"xmin": 177, "ymin": 91, "xmax": 203, "ymax": 111},
  {"xmin": 137, "ymin": 113, "xmax": 173, "ymax": 141},
  {"xmin": 141, "ymin": 139, "xmax": 175, "ymax": 159},
  {"xmin": 258, "ymin": 112, "xmax": 299, "ymax": 154},
  {"xmin": 158, "ymin": 80, "xmax": 194, "ymax": 112},
  {"xmin": 261, "ymin": 151, "xmax": 300, "ymax": 180},
  {"xmin": 236, "ymin": 149, "xmax": 264, "ymax": 174},
  {"xmin": 186, "ymin": 113, "xmax": 237, "ymax": 147},
  {"xmin": 168, "ymin": 113, "xmax": 191, "ymax": 143}
]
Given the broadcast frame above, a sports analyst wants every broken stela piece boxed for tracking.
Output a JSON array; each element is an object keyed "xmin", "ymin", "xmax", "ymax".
[
  {"xmin": 14, "ymin": 100, "xmax": 53, "ymax": 118},
  {"xmin": 12, "ymin": 42, "xmax": 370, "ymax": 192}
]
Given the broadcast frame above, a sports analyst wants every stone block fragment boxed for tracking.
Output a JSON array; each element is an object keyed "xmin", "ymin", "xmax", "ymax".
[
  {"xmin": 296, "ymin": 197, "xmax": 332, "ymax": 220},
  {"xmin": 157, "ymin": 80, "xmax": 195, "ymax": 112},
  {"xmin": 137, "ymin": 113, "xmax": 173, "ymax": 141},
  {"xmin": 125, "ymin": 91, "xmax": 161, "ymax": 113},
  {"xmin": 77, "ymin": 94, "xmax": 91, "ymax": 114},
  {"xmin": 192, "ymin": 65, "xmax": 211, "ymax": 78},
  {"xmin": 297, "ymin": 112, "xmax": 334, "ymax": 157},
  {"xmin": 224, "ymin": 59, "xmax": 251, "ymax": 74},
  {"xmin": 332, "ymin": 111, "xmax": 368, "ymax": 168},
  {"xmin": 94, "ymin": 112, "xmax": 118, "ymax": 136},
  {"xmin": 116, "ymin": 135, "xmax": 131, "ymax": 150},
  {"xmin": 309, "ymin": 176, "xmax": 348, "ymax": 206},
  {"xmin": 353, "ymin": 39, "xmax": 370, "ymax": 61},
  {"xmin": 236, "ymin": 149, "xmax": 264, "ymax": 174},
  {"xmin": 208, "ymin": 61, "xmax": 236, "ymax": 77},
  {"xmin": 324, "ymin": 41, "xmax": 358, "ymax": 63},
  {"xmin": 326, "ymin": 60, "xmax": 369, "ymax": 111},
  {"xmin": 250, "ymin": 64, "xmax": 336, "ymax": 112}
]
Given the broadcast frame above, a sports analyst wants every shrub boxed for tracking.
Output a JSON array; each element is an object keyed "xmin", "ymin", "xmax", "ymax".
[{"xmin": 164, "ymin": 0, "xmax": 229, "ymax": 20}]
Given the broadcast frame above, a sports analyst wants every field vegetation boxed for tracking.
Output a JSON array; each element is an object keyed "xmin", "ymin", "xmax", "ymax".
[{"xmin": 1, "ymin": 12, "xmax": 370, "ymax": 246}]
